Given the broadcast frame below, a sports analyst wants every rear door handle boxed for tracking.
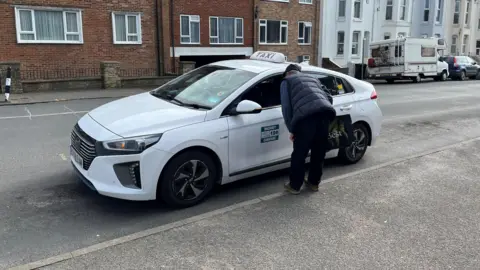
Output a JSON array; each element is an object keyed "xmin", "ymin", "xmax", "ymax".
[{"xmin": 340, "ymin": 105, "xmax": 353, "ymax": 111}]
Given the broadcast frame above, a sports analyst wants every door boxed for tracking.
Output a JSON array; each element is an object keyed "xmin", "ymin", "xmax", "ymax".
[
  {"xmin": 226, "ymin": 74, "xmax": 291, "ymax": 176},
  {"xmin": 465, "ymin": 56, "xmax": 478, "ymax": 76}
]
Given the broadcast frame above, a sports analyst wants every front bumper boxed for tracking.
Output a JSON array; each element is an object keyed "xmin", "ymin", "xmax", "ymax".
[{"xmin": 71, "ymin": 147, "xmax": 174, "ymax": 201}]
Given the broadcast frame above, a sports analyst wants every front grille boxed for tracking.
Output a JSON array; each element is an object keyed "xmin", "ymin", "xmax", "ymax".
[{"xmin": 71, "ymin": 124, "xmax": 97, "ymax": 170}]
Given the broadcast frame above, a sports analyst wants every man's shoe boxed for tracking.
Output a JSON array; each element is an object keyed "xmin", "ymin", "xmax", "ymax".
[
  {"xmin": 284, "ymin": 183, "xmax": 301, "ymax": 195},
  {"xmin": 303, "ymin": 178, "xmax": 319, "ymax": 192}
]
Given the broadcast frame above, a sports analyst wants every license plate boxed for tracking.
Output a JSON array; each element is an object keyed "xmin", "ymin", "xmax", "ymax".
[{"xmin": 70, "ymin": 146, "xmax": 84, "ymax": 168}]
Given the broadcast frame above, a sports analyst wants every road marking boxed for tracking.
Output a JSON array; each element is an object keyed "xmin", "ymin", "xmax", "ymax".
[
  {"xmin": 0, "ymin": 111, "xmax": 88, "ymax": 120},
  {"xmin": 9, "ymin": 135, "xmax": 480, "ymax": 270},
  {"xmin": 59, "ymin": 154, "xmax": 67, "ymax": 161},
  {"xmin": 24, "ymin": 107, "xmax": 32, "ymax": 120}
]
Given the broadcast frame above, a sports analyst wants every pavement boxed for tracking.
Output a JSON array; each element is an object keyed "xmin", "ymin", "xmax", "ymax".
[
  {"xmin": 36, "ymin": 138, "xmax": 480, "ymax": 269},
  {"xmin": 0, "ymin": 88, "xmax": 150, "ymax": 106},
  {"xmin": 2, "ymin": 79, "xmax": 480, "ymax": 269}
]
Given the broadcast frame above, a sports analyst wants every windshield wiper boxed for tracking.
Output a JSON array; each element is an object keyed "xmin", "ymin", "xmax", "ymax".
[{"xmin": 151, "ymin": 92, "xmax": 211, "ymax": 110}]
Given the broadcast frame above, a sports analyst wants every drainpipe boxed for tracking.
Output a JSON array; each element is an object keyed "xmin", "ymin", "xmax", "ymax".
[
  {"xmin": 253, "ymin": 2, "xmax": 258, "ymax": 54},
  {"xmin": 154, "ymin": 0, "xmax": 163, "ymax": 76},
  {"xmin": 316, "ymin": 0, "xmax": 322, "ymax": 66},
  {"xmin": 169, "ymin": 0, "xmax": 176, "ymax": 72}
]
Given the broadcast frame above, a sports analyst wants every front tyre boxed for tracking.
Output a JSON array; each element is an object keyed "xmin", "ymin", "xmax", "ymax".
[
  {"xmin": 159, "ymin": 151, "xmax": 217, "ymax": 208},
  {"xmin": 338, "ymin": 123, "xmax": 370, "ymax": 164}
]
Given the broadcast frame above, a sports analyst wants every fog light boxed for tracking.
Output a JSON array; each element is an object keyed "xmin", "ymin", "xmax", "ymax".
[{"xmin": 113, "ymin": 161, "xmax": 142, "ymax": 189}]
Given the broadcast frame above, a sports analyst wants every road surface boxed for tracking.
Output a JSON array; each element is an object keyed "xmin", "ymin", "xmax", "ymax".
[{"xmin": 1, "ymin": 80, "xmax": 480, "ymax": 268}]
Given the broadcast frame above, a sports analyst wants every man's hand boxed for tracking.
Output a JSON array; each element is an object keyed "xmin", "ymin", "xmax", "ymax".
[{"xmin": 289, "ymin": 133, "xmax": 294, "ymax": 142}]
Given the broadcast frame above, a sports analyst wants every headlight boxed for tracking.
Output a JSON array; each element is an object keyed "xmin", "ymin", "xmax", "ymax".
[{"xmin": 102, "ymin": 134, "xmax": 162, "ymax": 153}]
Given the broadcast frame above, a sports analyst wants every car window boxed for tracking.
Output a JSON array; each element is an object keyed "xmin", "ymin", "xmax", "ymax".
[
  {"xmin": 150, "ymin": 65, "xmax": 257, "ymax": 109},
  {"xmin": 466, "ymin": 57, "xmax": 475, "ymax": 63},
  {"xmin": 241, "ymin": 75, "xmax": 283, "ymax": 108},
  {"xmin": 307, "ymin": 73, "xmax": 353, "ymax": 96}
]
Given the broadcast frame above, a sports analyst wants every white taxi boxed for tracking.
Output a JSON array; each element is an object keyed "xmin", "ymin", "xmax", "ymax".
[{"xmin": 70, "ymin": 51, "xmax": 383, "ymax": 208}]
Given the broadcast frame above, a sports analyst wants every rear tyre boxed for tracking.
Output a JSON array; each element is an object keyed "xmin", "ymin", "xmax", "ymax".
[
  {"xmin": 338, "ymin": 123, "xmax": 370, "ymax": 165},
  {"xmin": 459, "ymin": 71, "xmax": 466, "ymax": 81},
  {"xmin": 386, "ymin": 79, "xmax": 395, "ymax": 84},
  {"xmin": 412, "ymin": 75, "xmax": 421, "ymax": 83},
  {"xmin": 439, "ymin": 71, "xmax": 448, "ymax": 81},
  {"xmin": 159, "ymin": 151, "xmax": 217, "ymax": 208}
]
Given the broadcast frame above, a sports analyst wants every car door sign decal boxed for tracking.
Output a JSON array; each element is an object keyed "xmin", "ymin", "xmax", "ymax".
[
  {"xmin": 261, "ymin": 125, "xmax": 280, "ymax": 143},
  {"xmin": 327, "ymin": 115, "xmax": 354, "ymax": 151}
]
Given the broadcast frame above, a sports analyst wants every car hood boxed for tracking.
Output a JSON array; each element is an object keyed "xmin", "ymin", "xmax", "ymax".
[{"xmin": 88, "ymin": 92, "xmax": 207, "ymax": 138}]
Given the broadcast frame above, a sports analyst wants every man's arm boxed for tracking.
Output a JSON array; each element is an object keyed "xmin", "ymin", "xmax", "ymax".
[{"xmin": 280, "ymin": 80, "xmax": 293, "ymax": 133}]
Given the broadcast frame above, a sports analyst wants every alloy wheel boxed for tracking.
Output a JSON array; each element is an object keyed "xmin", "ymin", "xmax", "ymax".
[
  {"xmin": 172, "ymin": 160, "xmax": 210, "ymax": 201},
  {"xmin": 346, "ymin": 128, "xmax": 367, "ymax": 161}
]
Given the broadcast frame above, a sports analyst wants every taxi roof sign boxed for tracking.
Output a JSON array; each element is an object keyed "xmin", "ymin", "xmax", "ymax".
[{"xmin": 250, "ymin": 51, "xmax": 286, "ymax": 63}]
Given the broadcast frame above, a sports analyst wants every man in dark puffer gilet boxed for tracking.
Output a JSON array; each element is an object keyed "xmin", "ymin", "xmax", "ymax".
[{"xmin": 280, "ymin": 64, "xmax": 336, "ymax": 194}]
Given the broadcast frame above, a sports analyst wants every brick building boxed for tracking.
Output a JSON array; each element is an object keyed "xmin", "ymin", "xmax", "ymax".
[
  {"xmin": 160, "ymin": 0, "xmax": 255, "ymax": 72},
  {"xmin": 0, "ymin": 0, "xmax": 159, "ymax": 78},
  {"xmin": 254, "ymin": 0, "xmax": 320, "ymax": 65}
]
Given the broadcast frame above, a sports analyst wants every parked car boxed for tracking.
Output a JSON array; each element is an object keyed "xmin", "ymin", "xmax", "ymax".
[
  {"xmin": 445, "ymin": 55, "xmax": 479, "ymax": 80},
  {"xmin": 70, "ymin": 51, "xmax": 383, "ymax": 208}
]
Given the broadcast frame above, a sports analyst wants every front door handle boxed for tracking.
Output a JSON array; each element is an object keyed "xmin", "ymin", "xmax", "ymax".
[{"xmin": 340, "ymin": 105, "xmax": 353, "ymax": 111}]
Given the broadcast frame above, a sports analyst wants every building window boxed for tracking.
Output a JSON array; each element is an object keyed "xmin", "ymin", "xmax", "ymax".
[
  {"xmin": 14, "ymin": 7, "xmax": 83, "ymax": 44},
  {"xmin": 421, "ymin": 34, "xmax": 428, "ymax": 38},
  {"xmin": 476, "ymin": 40, "xmax": 480, "ymax": 55},
  {"xmin": 299, "ymin": 0, "xmax": 313, "ymax": 4},
  {"xmin": 451, "ymin": 35, "xmax": 457, "ymax": 54},
  {"xmin": 398, "ymin": 32, "xmax": 406, "ymax": 38},
  {"xmin": 112, "ymin": 13, "xmax": 142, "ymax": 44},
  {"xmin": 478, "ymin": 18, "xmax": 480, "ymax": 30},
  {"xmin": 297, "ymin": 55, "xmax": 310, "ymax": 63},
  {"xmin": 180, "ymin": 15, "xmax": 200, "ymax": 44},
  {"xmin": 209, "ymin": 17, "xmax": 243, "ymax": 44},
  {"xmin": 259, "ymin": 19, "xmax": 288, "ymax": 44},
  {"xmin": 352, "ymin": 31, "xmax": 360, "ymax": 55},
  {"xmin": 384, "ymin": 33, "xmax": 391, "ymax": 40},
  {"xmin": 423, "ymin": 0, "xmax": 430, "ymax": 22},
  {"xmin": 385, "ymin": 0, "xmax": 393, "ymax": 20},
  {"xmin": 338, "ymin": 0, "xmax": 346, "ymax": 18},
  {"xmin": 337, "ymin": 31, "xmax": 345, "ymax": 55},
  {"xmin": 463, "ymin": 35, "xmax": 469, "ymax": 54},
  {"xmin": 465, "ymin": 0, "xmax": 471, "ymax": 25},
  {"xmin": 353, "ymin": 0, "xmax": 362, "ymax": 19},
  {"xmin": 453, "ymin": 0, "xmax": 460, "ymax": 24},
  {"xmin": 435, "ymin": 0, "xmax": 442, "ymax": 23},
  {"xmin": 298, "ymin": 21, "xmax": 312, "ymax": 44},
  {"xmin": 399, "ymin": 0, "xmax": 407, "ymax": 21}
]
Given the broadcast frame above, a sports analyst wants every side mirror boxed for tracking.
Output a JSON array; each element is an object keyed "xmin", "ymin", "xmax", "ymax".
[
  {"xmin": 233, "ymin": 100, "xmax": 262, "ymax": 115},
  {"xmin": 473, "ymin": 62, "xmax": 477, "ymax": 65}
]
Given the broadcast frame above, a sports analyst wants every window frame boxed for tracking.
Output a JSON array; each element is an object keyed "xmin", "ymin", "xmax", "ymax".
[
  {"xmin": 451, "ymin": 35, "xmax": 458, "ymax": 54},
  {"xmin": 353, "ymin": 0, "xmax": 362, "ymax": 19},
  {"xmin": 338, "ymin": 0, "xmax": 346, "ymax": 19},
  {"xmin": 399, "ymin": 0, "xmax": 407, "ymax": 21},
  {"xmin": 299, "ymin": 0, "xmax": 313, "ymax": 4},
  {"xmin": 435, "ymin": 0, "xmax": 442, "ymax": 23},
  {"xmin": 337, "ymin": 31, "xmax": 345, "ymax": 55},
  {"xmin": 14, "ymin": 6, "xmax": 84, "ymax": 44},
  {"xmin": 465, "ymin": 0, "xmax": 471, "ymax": 26},
  {"xmin": 305, "ymin": 72, "xmax": 356, "ymax": 97},
  {"xmin": 259, "ymin": 19, "xmax": 288, "ymax": 45},
  {"xmin": 384, "ymin": 33, "xmax": 391, "ymax": 40},
  {"xmin": 462, "ymin": 35, "xmax": 469, "ymax": 54},
  {"xmin": 112, "ymin": 12, "xmax": 142, "ymax": 45},
  {"xmin": 180, "ymin": 14, "xmax": 201, "ymax": 45},
  {"xmin": 298, "ymin": 21, "xmax": 312, "ymax": 45},
  {"xmin": 222, "ymin": 73, "xmax": 285, "ymax": 116},
  {"xmin": 209, "ymin": 16, "xmax": 244, "ymax": 45},
  {"xmin": 352, "ymin": 31, "xmax": 360, "ymax": 56},
  {"xmin": 453, "ymin": 0, "xmax": 460, "ymax": 24},
  {"xmin": 385, "ymin": 0, "xmax": 393, "ymax": 20},
  {"xmin": 423, "ymin": 0, "xmax": 430, "ymax": 22}
]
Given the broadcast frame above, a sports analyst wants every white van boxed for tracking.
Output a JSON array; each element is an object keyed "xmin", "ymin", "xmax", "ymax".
[{"xmin": 367, "ymin": 37, "xmax": 448, "ymax": 83}]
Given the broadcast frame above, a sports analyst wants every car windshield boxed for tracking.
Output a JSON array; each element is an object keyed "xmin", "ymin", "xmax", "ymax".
[{"xmin": 150, "ymin": 65, "xmax": 257, "ymax": 109}]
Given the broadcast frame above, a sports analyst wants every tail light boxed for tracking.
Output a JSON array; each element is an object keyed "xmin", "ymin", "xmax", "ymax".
[
  {"xmin": 454, "ymin": 57, "xmax": 459, "ymax": 68},
  {"xmin": 367, "ymin": 58, "xmax": 376, "ymax": 68},
  {"xmin": 370, "ymin": 89, "xmax": 378, "ymax": 100}
]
